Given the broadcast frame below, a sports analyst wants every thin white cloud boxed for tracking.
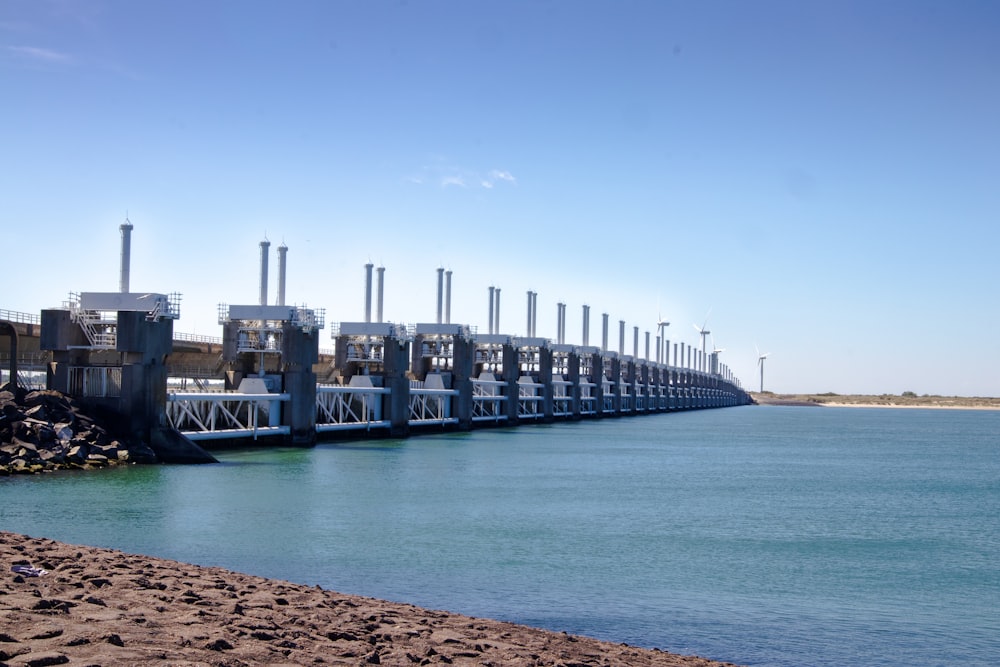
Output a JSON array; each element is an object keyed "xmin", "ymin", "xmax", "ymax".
[
  {"xmin": 441, "ymin": 175, "xmax": 467, "ymax": 188},
  {"xmin": 7, "ymin": 45, "xmax": 72, "ymax": 64},
  {"xmin": 407, "ymin": 158, "xmax": 516, "ymax": 191},
  {"xmin": 489, "ymin": 169, "xmax": 516, "ymax": 185}
]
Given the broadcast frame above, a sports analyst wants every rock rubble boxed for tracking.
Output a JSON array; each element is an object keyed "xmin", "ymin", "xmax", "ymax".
[{"xmin": 0, "ymin": 383, "xmax": 157, "ymax": 475}]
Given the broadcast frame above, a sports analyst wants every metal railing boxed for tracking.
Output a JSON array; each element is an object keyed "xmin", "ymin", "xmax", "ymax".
[
  {"xmin": 471, "ymin": 378, "xmax": 507, "ymax": 422},
  {"xmin": 315, "ymin": 385, "xmax": 390, "ymax": 432},
  {"xmin": 70, "ymin": 307, "xmax": 117, "ymax": 349},
  {"xmin": 517, "ymin": 380, "xmax": 544, "ymax": 419},
  {"xmin": 579, "ymin": 381, "xmax": 597, "ymax": 415},
  {"xmin": 552, "ymin": 379, "xmax": 572, "ymax": 417},
  {"xmin": 409, "ymin": 386, "xmax": 458, "ymax": 425},
  {"xmin": 173, "ymin": 332, "xmax": 223, "ymax": 345},
  {"xmin": 166, "ymin": 391, "xmax": 290, "ymax": 441},
  {"xmin": 602, "ymin": 380, "xmax": 615, "ymax": 414},
  {"xmin": 0, "ymin": 309, "xmax": 40, "ymax": 325}
]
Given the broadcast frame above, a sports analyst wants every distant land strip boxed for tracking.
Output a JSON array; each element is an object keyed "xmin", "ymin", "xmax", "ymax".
[{"xmin": 750, "ymin": 392, "xmax": 1000, "ymax": 410}]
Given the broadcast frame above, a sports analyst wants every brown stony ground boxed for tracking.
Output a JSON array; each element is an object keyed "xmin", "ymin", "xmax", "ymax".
[{"xmin": 1, "ymin": 532, "xmax": 738, "ymax": 667}]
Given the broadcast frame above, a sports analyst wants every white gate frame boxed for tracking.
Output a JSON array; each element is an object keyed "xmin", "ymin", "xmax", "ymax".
[
  {"xmin": 472, "ymin": 378, "xmax": 508, "ymax": 422},
  {"xmin": 316, "ymin": 385, "xmax": 390, "ymax": 432},
  {"xmin": 552, "ymin": 379, "xmax": 572, "ymax": 417},
  {"xmin": 409, "ymin": 387, "xmax": 458, "ymax": 425},
  {"xmin": 166, "ymin": 392, "xmax": 290, "ymax": 441}
]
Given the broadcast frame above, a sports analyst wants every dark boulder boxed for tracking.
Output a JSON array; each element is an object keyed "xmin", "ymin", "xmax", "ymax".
[{"xmin": 0, "ymin": 387, "xmax": 162, "ymax": 474}]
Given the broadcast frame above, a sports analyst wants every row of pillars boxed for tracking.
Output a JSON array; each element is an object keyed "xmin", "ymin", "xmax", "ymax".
[
  {"xmin": 334, "ymin": 331, "xmax": 751, "ymax": 441},
  {"xmin": 347, "ymin": 265, "xmax": 741, "ymax": 386}
]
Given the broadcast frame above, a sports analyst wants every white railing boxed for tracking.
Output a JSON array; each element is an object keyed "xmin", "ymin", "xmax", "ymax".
[
  {"xmin": 173, "ymin": 332, "xmax": 223, "ymax": 345},
  {"xmin": 316, "ymin": 385, "xmax": 390, "ymax": 432},
  {"xmin": 344, "ymin": 341, "xmax": 384, "ymax": 362},
  {"xmin": 409, "ymin": 387, "xmax": 458, "ymax": 425},
  {"xmin": 71, "ymin": 308, "xmax": 117, "ymax": 349},
  {"xmin": 471, "ymin": 378, "xmax": 507, "ymax": 422},
  {"xmin": 517, "ymin": 379, "xmax": 544, "ymax": 419},
  {"xmin": 0, "ymin": 309, "xmax": 40, "ymax": 325},
  {"xmin": 166, "ymin": 392, "xmax": 289, "ymax": 441},
  {"xmin": 552, "ymin": 379, "xmax": 572, "ymax": 417},
  {"xmin": 236, "ymin": 326, "xmax": 282, "ymax": 354},
  {"xmin": 579, "ymin": 381, "xmax": 597, "ymax": 415}
]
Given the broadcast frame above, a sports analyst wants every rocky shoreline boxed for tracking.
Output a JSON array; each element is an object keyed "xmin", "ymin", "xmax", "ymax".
[
  {"xmin": 0, "ymin": 384, "xmax": 157, "ymax": 475},
  {"xmin": 0, "ymin": 532, "xmax": 738, "ymax": 666}
]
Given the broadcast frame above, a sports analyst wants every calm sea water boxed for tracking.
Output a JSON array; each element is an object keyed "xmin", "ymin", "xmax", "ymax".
[{"xmin": 2, "ymin": 406, "xmax": 998, "ymax": 666}]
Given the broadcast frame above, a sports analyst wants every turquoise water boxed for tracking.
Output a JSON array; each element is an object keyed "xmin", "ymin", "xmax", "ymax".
[{"xmin": 2, "ymin": 406, "xmax": 998, "ymax": 666}]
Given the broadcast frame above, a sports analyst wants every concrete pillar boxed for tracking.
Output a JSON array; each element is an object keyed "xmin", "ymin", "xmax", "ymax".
[
  {"xmin": 376, "ymin": 266, "xmax": 385, "ymax": 323},
  {"xmin": 539, "ymin": 346, "xmax": 554, "ymax": 421},
  {"xmin": 590, "ymin": 350, "xmax": 604, "ymax": 417},
  {"xmin": 43, "ymin": 308, "xmax": 214, "ymax": 462},
  {"xmin": 610, "ymin": 355, "xmax": 622, "ymax": 414},
  {"xmin": 678, "ymin": 342, "xmax": 684, "ymax": 409},
  {"xmin": 452, "ymin": 336, "xmax": 475, "ymax": 430},
  {"xmin": 568, "ymin": 349, "xmax": 581, "ymax": 417},
  {"xmin": 259, "ymin": 240, "xmax": 270, "ymax": 306},
  {"xmin": 436, "ymin": 268, "xmax": 444, "ymax": 324},
  {"xmin": 494, "ymin": 288, "xmax": 501, "ymax": 333},
  {"xmin": 488, "ymin": 286, "xmax": 495, "ymax": 335},
  {"xmin": 119, "ymin": 220, "xmax": 133, "ymax": 294},
  {"xmin": 0, "ymin": 322, "xmax": 16, "ymax": 391},
  {"xmin": 556, "ymin": 303, "xmax": 565, "ymax": 344},
  {"xmin": 279, "ymin": 321, "xmax": 319, "ymax": 446},
  {"xmin": 277, "ymin": 244, "xmax": 288, "ymax": 307},
  {"xmin": 384, "ymin": 335, "xmax": 411, "ymax": 438},
  {"xmin": 601, "ymin": 313, "xmax": 609, "ymax": 352},
  {"xmin": 582, "ymin": 305, "xmax": 590, "ymax": 347},
  {"xmin": 524, "ymin": 290, "xmax": 531, "ymax": 338},
  {"xmin": 445, "ymin": 270, "xmax": 452, "ymax": 324},
  {"xmin": 562, "ymin": 304, "xmax": 567, "ymax": 344},
  {"xmin": 364, "ymin": 263, "xmax": 373, "ymax": 323},
  {"xmin": 501, "ymin": 342, "xmax": 519, "ymax": 423},
  {"xmin": 619, "ymin": 320, "xmax": 625, "ymax": 356},
  {"xmin": 531, "ymin": 292, "xmax": 538, "ymax": 338}
]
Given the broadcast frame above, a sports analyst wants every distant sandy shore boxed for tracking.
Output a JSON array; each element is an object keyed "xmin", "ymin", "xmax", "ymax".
[
  {"xmin": 752, "ymin": 393, "xmax": 1000, "ymax": 411},
  {"xmin": 1, "ymin": 532, "xmax": 737, "ymax": 666},
  {"xmin": 817, "ymin": 402, "xmax": 1000, "ymax": 410}
]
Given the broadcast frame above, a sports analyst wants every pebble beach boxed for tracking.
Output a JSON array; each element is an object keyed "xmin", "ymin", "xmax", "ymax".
[{"xmin": 1, "ymin": 532, "xmax": 736, "ymax": 666}]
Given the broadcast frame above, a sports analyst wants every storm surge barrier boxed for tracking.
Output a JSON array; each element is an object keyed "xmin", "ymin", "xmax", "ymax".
[{"xmin": 4, "ymin": 235, "xmax": 751, "ymax": 450}]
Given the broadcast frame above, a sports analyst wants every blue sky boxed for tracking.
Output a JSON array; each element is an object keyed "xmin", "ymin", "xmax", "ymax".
[{"xmin": 3, "ymin": 1, "xmax": 998, "ymax": 396}]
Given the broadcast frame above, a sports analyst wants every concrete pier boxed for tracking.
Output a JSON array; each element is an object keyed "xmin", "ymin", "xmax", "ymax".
[{"xmin": 39, "ymin": 293, "xmax": 215, "ymax": 462}]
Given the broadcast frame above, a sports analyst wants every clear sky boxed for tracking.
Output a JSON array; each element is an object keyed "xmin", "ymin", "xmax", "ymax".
[{"xmin": 3, "ymin": 1, "xmax": 998, "ymax": 396}]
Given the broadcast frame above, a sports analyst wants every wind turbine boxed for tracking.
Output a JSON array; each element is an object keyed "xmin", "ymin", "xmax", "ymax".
[
  {"xmin": 710, "ymin": 335, "xmax": 725, "ymax": 375},
  {"xmin": 711, "ymin": 334, "xmax": 726, "ymax": 356},
  {"xmin": 756, "ymin": 344, "xmax": 771, "ymax": 393},
  {"xmin": 693, "ymin": 309, "xmax": 712, "ymax": 355},
  {"xmin": 656, "ymin": 314, "xmax": 670, "ymax": 364}
]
